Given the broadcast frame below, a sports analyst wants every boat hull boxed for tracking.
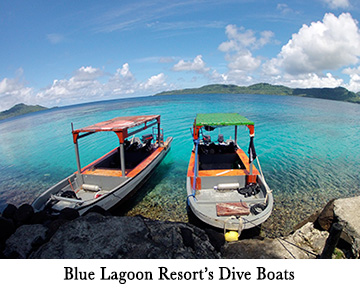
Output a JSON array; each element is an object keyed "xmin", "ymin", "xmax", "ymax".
[
  {"xmin": 187, "ymin": 174, "xmax": 273, "ymax": 230},
  {"xmin": 32, "ymin": 137, "xmax": 173, "ymax": 215}
]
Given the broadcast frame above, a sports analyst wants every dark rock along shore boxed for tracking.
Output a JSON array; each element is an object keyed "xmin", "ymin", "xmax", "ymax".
[{"xmin": 1, "ymin": 196, "xmax": 359, "ymax": 259}]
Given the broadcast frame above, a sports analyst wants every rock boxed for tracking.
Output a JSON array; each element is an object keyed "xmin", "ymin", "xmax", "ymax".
[
  {"xmin": 15, "ymin": 204, "xmax": 34, "ymax": 225},
  {"xmin": 334, "ymin": 196, "xmax": 360, "ymax": 258},
  {"xmin": 84, "ymin": 205, "xmax": 112, "ymax": 216},
  {"xmin": 180, "ymin": 227, "xmax": 195, "ymax": 249},
  {"xmin": 2, "ymin": 204, "xmax": 17, "ymax": 221},
  {"xmin": 204, "ymin": 228, "xmax": 225, "ymax": 252},
  {"xmin": 30, "ymin": 210, "xmax": 52, "ymax": 225},
  {"xmin": 30, "ymin": 213, "xmax": 219, "ymax": 259},
  {"xmin": 3, "ymin": 224, "xmax": 48, "ymax": 258},
  {"xmin": 0, "ymin": 217, "xmax": 16, "ymax": 244},
  {"xmin": 144, "ymin": 219, "xmax": 219, "ymax": 258},
  {"xmin": 59, "ymin": 208, "xmax": 79, "ymax": 221},
  {"xmin": 293, "ymin": 210, "xmax": 320, "ymax": 232},
  {"xmin": 222, "ymin": 238, "xmax": 284, "ymax": 258},
  {"xmin": 223, "ymin": 222, "xmax": 328, "ymax": 259},
  {"xmin": 315, "ymin": 199, "xmax": 335, "ymax": 231},
  {"xmin": 45, "ymin": 218, "xmax": 70, "ymax": 240},
  {"xmin": 285, "ymin": 222, "xmax": 329, "ymax": 257}
]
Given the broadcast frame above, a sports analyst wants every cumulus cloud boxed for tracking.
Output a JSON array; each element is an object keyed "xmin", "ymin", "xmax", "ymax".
[
  {"xmin": 36, "ymin": 66, "xmax": 105, "ymax": 105},
  {"xmin": 0, "ymin": 64, "xmax": 171, "ymax": 110},
  {"xmin": 73, "ymin": 66, "xmax": 104, "ymax": 81},
  {"xmin": 218, "ymin": 24, "xmax": 274, "ymax": 76},
  {"xmin": 274, "ymin": 13, "xmax": 360, "ymax": 75},
  {"xmin": 261, "ymin": 13, "xmax": 360, "ymax": 89},
  {"xmin": 140, "ymin": 73, "xmax": 167, "ymax": 90},
  {"xmin": 282, "ymin": 72, "xmax": 344, "ymax": 88},
  {"xmin": 322, "ymin": 0, "xmax": 350, "ymax": 9},
  {"xmin": 219, "ymin": 24, "xmax": 274, "ymax": 52},
  {"xmin": 343, "ymin": 66, "xmax": 360, "ymax": 92},
  {"xmin": 0, "ymin": 71, "xmax": 34, "ymax": 111},
  {"xmin": 172, "ymin": 55, "xmax": 210, "ymax": 74}
]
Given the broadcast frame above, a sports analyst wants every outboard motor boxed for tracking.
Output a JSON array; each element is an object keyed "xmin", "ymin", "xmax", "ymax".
[{"xmin": 142, "ymin": 134, "xmax": 153, "ymax": 151}]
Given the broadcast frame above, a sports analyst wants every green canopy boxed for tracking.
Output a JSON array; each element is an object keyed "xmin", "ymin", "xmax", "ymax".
[{"xmin": 195, "ymin": 113, "xmax": 254, "ymax": 127}]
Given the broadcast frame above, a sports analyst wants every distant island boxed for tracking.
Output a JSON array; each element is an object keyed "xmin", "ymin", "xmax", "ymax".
[
  {"xmin": 0, "ymin": 103, "xmax": 48, "ymax": 120},
  {"xmin": 156, "ymin": 83, "xmax": 360, "ymax": 104},
  {"xmin": 2, "ymin": 83, "xmax": 359, "ymax": 121}
]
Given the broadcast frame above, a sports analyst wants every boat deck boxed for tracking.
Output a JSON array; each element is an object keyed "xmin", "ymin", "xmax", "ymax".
[
  {"xmin": 195, "ymin": 188, "xmax": 265, "ymax": 205},
  {"xmin": 51, "ymin": 188, "xmax": 110, "ymax": 211}
]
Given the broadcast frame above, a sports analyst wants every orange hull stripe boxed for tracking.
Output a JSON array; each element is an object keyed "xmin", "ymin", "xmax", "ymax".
[
  {"xmin": 83, "ymin": 168, "xmax": 127, "ymax": 177},
  {"xmin": 82, "ymin": 147, "xmax": 164, "ymax": 178},
  {"xmin": 81, "ymin": 147, "xmax": 118, "ymax": 173},
  {"xmin": 127, "ymin": 147, "xmax": 164, "ymax": 178},
  {"xmin": 187, "ymin": 149, "xmax": 259, "ymax": 177}
]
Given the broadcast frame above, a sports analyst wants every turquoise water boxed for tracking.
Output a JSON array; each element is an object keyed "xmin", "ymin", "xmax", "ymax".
[{"xmin": 1, "ymin": 94, "xmax": 360, "ymax": 236}]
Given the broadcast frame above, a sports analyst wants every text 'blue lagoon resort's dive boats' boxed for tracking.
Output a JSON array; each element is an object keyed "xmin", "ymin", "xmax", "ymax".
[
  {"xmin": 187, "ymin": 113, "xmax": 273, "ymax": 233},
  {"xmin": 32, "ymin": 115, "xmax": 173, "ymax": 215}
]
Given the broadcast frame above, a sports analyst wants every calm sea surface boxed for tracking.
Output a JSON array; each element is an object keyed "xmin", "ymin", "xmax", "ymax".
[{"xmin": 1, "ymin": 94, "xmax": 359, "ymax": 236}]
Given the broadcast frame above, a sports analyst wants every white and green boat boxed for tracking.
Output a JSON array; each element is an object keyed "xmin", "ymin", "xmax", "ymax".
[{"xmin": 187, "ymin": 113, "xmax": 273, "ymax": 232}]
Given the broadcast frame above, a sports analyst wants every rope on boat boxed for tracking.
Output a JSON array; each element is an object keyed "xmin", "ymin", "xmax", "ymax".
[
  {"xmin": 255, "ymin": 156, "xmax": 273, "ymax": 205},
  {"xmin": 241, "ymin": 217, "xmax": 319, "ymax": 259},
  {"xmin": 256, "ymin": 157, "xmax": 264, "ymax": 179},
  {"xmin": 223, "ymin": 216, "xmax": 244, "ymax": 241}
]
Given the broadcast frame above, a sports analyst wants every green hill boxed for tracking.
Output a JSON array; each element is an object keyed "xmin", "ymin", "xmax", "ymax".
[
  {"xmin": 156, "ymin": 83, "xmax": 360, "ymax": 104},
  {"xmin": 0, "ymin": 103, "xmax": 48, "ymax": 120}
]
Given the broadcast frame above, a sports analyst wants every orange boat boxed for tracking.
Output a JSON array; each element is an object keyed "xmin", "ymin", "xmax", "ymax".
[
  {"xmin": 186, "ymin": 113, "xmax": 273, "ymax": 232},
  {"xmin": 32, "ymin": 115, "xmax": 173, "ymax": 215}
]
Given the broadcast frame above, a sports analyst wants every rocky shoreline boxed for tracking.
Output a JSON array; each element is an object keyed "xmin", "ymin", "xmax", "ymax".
[{"xmin": 1, "ymin": 196, "xmax": 359, "ymax": 259}]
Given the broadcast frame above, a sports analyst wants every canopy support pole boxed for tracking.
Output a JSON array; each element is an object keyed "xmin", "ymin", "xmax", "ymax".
[
  {"xmin": 157, "ymin": 118, "xmax": 161, "ymax": 146},
  {"xmin": 235, "ymin": 125, "xmax": 238, "ymax": 144},
  {"xmin": 74, "ymin": 141, "xmax": 83, "ymax": 185},
  {"xmin": 119, "ymin": 142, "xmax": 126, "ymax": 177}
]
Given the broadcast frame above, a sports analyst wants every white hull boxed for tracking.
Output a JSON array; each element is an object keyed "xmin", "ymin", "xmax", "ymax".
[
  {"xmin": 187, "ymin": 174, "xmax": 273, "ymax": 230},
  {"xmin": 32, "ymin": 137, "xmax": 173, "ymax": 215}
]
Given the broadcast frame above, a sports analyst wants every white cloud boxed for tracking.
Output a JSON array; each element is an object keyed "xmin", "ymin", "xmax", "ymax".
[
  {"xmin": 281, "ymin": 72, "xmax": 344, "ymax": 88},
  {"xmin": 219, "ymin": 25, "xmax": 256, "ymax": 51},
  {"xmin": 322, "ymin": 0, "xmax": 350, "ymax": 9},
  {"xmin": 219, "ymin": 24, "xmax": 274, "ymax": 52},
  {"xmin": 216, "ymin": 24, "xmax": 274, "ymax": 84},
  {"xmin": 172, "ymin": 55, "xmax": 210, "ymax": 74},
  {"xmin": 0, "ymin": 73, "xmax": 34, "ymax": 111},
  {"xmin": 343, "ymin": 65, "xmax": 360, "ymax": 92},
  {"xmin": 226, "ymin": 50, "xmax": 261, "ymax": 72},
  {"xmin": 36, "ymin": 66, "xmax": 105, "ymax": 105},
  {"xmin": 113, "ymin": 63, "xmax": 134, "ymax": 80},
  {"xmin": 277, "ymin": 3, "xmax": 294, "ymax": 14},
  {"xmin": 0, "ymin": 63, "xmax": 172, "ymax": 111},
  {"xmin": 33, "ymin": 64, "xmax": 169, "ymax": 108},
  {"xmin": 261, "ymin": 12, "xmax": 360, "ymax": 90},
  {"xmin": 140, "ymin": 73, "xmax": 167, "ymax": 90},
  {"xmin": 274, "ymin": 13, "xmax": 360, "ymax": 75},
  {"xmin": 73, "ymin": 66, "xmax": 104, "ymax": 81},
  {"xmin": 106, "ymin": 63, "xmax": 137, "ymax": 95}
]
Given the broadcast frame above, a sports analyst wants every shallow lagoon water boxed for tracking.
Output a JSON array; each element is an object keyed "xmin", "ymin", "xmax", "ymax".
[{"xmin": 1, "ymin": 94, "xmax": 359, "ymax": 237}]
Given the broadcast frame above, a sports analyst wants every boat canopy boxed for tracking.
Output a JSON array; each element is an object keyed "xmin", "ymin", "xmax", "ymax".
[
  {"xmin": 193, "ymin": 113, "xmax": 255, "ymax": 139},
  {"xmin": 72, "ymin": 115, "xmax": 160, "ymax": 143},
  {"xmin": 195, "ymin": 113, "xmax": 254, "ymax": 127}
]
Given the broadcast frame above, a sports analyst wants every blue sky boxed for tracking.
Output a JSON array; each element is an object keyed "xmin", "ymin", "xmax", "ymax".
[{"xmin": 1, "ymin": 0, "xmax": 360, "ymax": 110}]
